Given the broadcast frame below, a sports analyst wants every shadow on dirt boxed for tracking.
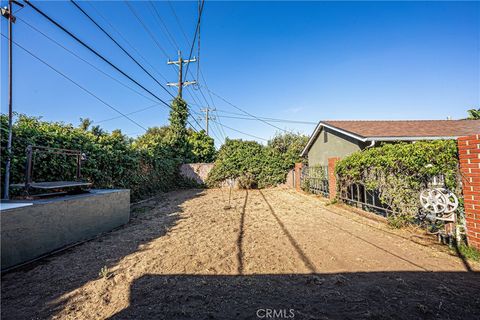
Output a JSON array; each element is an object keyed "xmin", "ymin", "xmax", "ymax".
[
  {"xmin": 0, "ymin": 189, "xmax": 205, "ymax": 320},
  {"xmin": 111, "ymin": 271, "xmax": 480, "ymax": 320}
]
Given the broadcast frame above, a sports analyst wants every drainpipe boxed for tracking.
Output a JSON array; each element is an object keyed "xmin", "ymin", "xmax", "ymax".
[{"xmin": 366, "ymin": 140, "xmax": 376, "ymax": 148}]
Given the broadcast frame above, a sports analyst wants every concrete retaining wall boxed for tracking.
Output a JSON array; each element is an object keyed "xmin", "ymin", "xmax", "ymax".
[{"xmin": 1, "ymin": 189, "xmax": 130, "ymax": 270}]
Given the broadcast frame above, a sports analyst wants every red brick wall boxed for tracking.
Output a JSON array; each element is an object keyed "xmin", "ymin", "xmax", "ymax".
[
  {"xmin": 294, "ymin": 163, "xmax": 303, "ymax": 192},
  {"xmin": 458, "ymin": 134, "xmax": 480, "ymax": 250},
  {"xmin": 328, "ymin": 157, "xmax": 340, "ymax": 200}
]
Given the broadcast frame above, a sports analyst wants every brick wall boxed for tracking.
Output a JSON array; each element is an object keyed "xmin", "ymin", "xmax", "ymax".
[
  {"xmin": 294, "ymin": 163, "xmax": 303, "ymax": 191},
  {"xmin": 328, "ymin": 157, "xmax": 340, "ymax": 200},
  {"xmin": 458, "ymin": 134, "xmax": 480, "ymax": 250}
]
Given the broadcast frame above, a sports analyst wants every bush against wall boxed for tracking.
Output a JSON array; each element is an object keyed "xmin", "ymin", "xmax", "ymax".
[
  {"xmin": 335, "ymin": 140, "xmax": 460, "ymax": 224},
  {"xmin": 0, "ymin": 106, "xmax": 213, "ymax": 200},
  {"xmin": 206, "ymin": 132, "xmax": 308, "ymax": 188}
]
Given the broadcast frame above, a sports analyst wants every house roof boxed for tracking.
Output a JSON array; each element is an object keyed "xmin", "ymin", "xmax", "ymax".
[{"xmin": 301, "ymin": 120, "xmax": 480, "ymax": 157}]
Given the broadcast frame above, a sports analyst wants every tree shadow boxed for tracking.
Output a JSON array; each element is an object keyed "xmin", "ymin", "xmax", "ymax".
[
  {"xmin": 111, "ymin": 271, "xmax": 480, "ymax": 320},
  {"xmin": 0, "ymin": 189, "xmax": 205, "ymax": 320}
]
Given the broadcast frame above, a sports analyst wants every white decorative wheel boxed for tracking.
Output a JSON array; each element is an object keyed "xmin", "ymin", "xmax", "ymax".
[
  {"xmin": 435, "ymin": 188, "xmax": 459, "ymax": 214},
  {"xmin": 420, "ymin": 189, "xmax": 448, "ymax": 214}
]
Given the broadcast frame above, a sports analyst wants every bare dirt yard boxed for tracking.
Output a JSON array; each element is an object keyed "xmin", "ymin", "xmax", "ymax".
[{"xmin": 2, "ymin": 188, "xmax": 479, "ymax": 319}]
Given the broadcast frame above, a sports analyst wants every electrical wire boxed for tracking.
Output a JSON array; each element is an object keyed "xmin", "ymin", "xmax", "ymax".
[
  {"xmin": 17, "ymin": 17, "xmax": 160, "ymax": 106},
  {"xmin": 24, "ymin": 0, "xmax": 173, "ymax": 107},
  {"xmin": 70, "ymin": 0, "xmax": 174, "ymax": 98},
  {"xmin": 199, "ymin": 84, "xmax": 290, "ymax": 133},
  {"xmin": 124, "ymin": 0, "xmax": 170, "ymax": 60},
  {"xmin": 184, "ymin": 0, "xmax": 204, "ymax": 77},
  {"xmin": 1, "ymin": 33, "xmax": 148, "ymax": 131},
  {"xmin": 86, "ymin": 1, "xmax": 172, "ymax": 84},
  {"xmin": 95, "ymin": 102, "xmax": 162, "ymax": 124},
  {"xmin": 85, "ymin": 1, "xmax": 203, "ymax": 131},
  {"xmin": 167, "ymin": 0, "xmax": 191, "ymax": 46},
  {"xmin": 148, "ymin": 0, "xmax": 180, "ymax": 51},
  {"xmin": 26, "ymin": 0, "xmax": 200, "ymax": 131},
  {"xmin": 210, "ymin": 119, "xmax": 268, "ymax": 141}
]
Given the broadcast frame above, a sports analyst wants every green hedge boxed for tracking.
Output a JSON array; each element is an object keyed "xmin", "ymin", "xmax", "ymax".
[
  {"xmin": 0, "ymin": 114, "xmax": 205, "ymax": 201},
  {"xmin": 206, "ymin": 133, "xmax": 308, "ymax": 188},
  {"xmin": 335, "ymin": 140, "xmax": 460, "ymax": 224}
]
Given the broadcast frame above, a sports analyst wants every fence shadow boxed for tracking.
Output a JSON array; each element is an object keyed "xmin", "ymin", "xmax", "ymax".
[
  {"xmin": 1, "ymin": 189, "xmax": 205, "ymax": 320},
  {"xmin": 110, "ymin": 271, "xmax": 480, "ymax": 320}
]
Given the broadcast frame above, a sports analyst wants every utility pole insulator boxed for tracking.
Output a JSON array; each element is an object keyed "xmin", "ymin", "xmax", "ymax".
[
  {"xmin": 166, "ymin": 51, "xmax": 197, "ymax": 98},
  {"xmin": 199, "ymin": 107, "xmax": 216, "ymax": 136}
]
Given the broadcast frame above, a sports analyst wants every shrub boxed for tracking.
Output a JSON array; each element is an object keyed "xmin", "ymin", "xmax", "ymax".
[
  {"xmin": 207, "ymin": 132, "xmax": 308, "ymax": 188},
  {"xmin": 0, "ymin": 110, "xmax": 213, "ymax": 201},
  {"xmin": 335, "ymin": 140, "xmax": 460, "ymax": 225}
]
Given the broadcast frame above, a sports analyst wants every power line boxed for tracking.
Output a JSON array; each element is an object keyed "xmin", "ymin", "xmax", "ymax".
[
  {"xmin": 120, "ymin": 0, "xmax": 204, "ymax": 131},
  {"xmin": 214, "ymin": 113, "xmax": 317, "ymax": 125},
  {"xmin": 124, "ymin": 0, "xmax": 170, "ymax": 59},
  {"xmin": 95, "ymin": 102, "xmax": 162, "ymax": 124},
  {"xmin": 25, "ymin": 0, "xmax": 199, "ymax": 131},
  {"xmin": 157, "ymin": 0, "xmax": 219, "ymax": 136},
  {"xmin": 210, "ymin": 119, "xmax": 268, "ymax": 141},
  {"xmin": 86, "ymin": 1, "xmax": 172, "ymax": 84},
  {"xmin": 199, "ymin": 85, "xmax": 290, "ymax": 133},
  {"xmin": 1, "ymin": 33, "xmax": 148, "ymax": 131},
  {"xmin": 17, "ymin": 17, "xmax": 160, "ymax": 106},
  {"xmin": 84, "ymin": 0, "xmax": 203, "ymax": 132},
  {"xmin": 148, "ymin": 0, "xmax": 180, "ymax": 51},
  {"xmin": 24, "ymin": 0, "xmax": 173, "ymax": 108},
  {"xmin": 164, "ymin": 0, "xmax": 226, "ymax": 141},
  {"xmin": 70, "ymin": 0, "xmax": 174, "ymax": 98},
  {"xmin": 184, "ymin": 0, "xmax": 204, "ymax": 77},
  {"xmin": 167, "ymin": 0, "xmax": 191, "ymax": 46}
]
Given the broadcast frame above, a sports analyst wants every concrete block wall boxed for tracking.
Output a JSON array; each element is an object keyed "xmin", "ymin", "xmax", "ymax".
[
  {"xmin": 180, "ymin": 163, "xmax": 214, "ymax": 184},
  {"xmin": 458, "ymin": 134, "xmax": 480, "ymax": 250}
]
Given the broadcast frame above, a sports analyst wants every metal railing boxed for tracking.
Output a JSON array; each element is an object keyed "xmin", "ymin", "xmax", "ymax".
[
  {"xmin": 301, "ymin": 165, "xmax": 329, "ymax": 197},
  {"xmin": 338, "ymin": 183, "xmax": 396, "ymax": 217},
  {"xmin": 25, "ymin": 145, "xmax": 85, "ymax": 188}
]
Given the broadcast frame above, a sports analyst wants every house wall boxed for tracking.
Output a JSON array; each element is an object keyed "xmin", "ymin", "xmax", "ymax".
[{"xmin": 307, "ymin": 127, "xmax": 367, "ymax": 166}]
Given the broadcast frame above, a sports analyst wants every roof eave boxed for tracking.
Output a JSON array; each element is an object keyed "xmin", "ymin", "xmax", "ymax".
[{"xmin": 300, "ymin": 123, "xmax": 460, "ymax": 157}]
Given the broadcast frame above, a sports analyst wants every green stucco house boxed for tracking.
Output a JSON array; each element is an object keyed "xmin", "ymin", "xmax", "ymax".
[{"xmin": 301, "ymin": 120, "xmax": 480, "ymax": 166}]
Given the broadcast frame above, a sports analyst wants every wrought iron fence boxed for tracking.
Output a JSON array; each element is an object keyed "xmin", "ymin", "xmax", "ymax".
[
  {"xmin": 300, "ymin": 165, "xmax": 329, "ymax": 197},
  {"xmin": 338, "ymin": 183, "xmax": 396, "ymax": 217}
]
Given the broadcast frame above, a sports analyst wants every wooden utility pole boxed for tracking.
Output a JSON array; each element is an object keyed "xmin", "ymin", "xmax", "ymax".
[
  {"xmin": 199, "ymin": 107, "xmax": 215, "ymax": 136},
  {"xmin": 1, "ymin": 0, "xmax": 23, "ymax": 200},
  {"xmin": 167, "ymin": 51, "xmax": 196, "ymax": 98}
]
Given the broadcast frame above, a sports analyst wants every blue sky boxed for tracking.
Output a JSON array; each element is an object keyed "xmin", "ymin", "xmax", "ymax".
[{"xmin": 1, "ymin": 1, "xmax": 479, "ymax": 145}]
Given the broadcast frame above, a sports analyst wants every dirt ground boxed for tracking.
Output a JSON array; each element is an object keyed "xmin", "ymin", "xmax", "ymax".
[{"xmin": 2, "ymin": 188, "xmax": 479, "ymax": 319}]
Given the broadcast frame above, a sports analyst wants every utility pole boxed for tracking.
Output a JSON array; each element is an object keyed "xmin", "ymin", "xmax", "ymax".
[
  {"xmin": 1, "ymin": 0, "xmax": 23, "ymax": 200},
  {"xmin": 167, "ymin": 51, "xmax": 196, "ymax": 98},
  {"xmin": 199, "ymin": 107, "xmax": 215, "ymax": 136}
]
